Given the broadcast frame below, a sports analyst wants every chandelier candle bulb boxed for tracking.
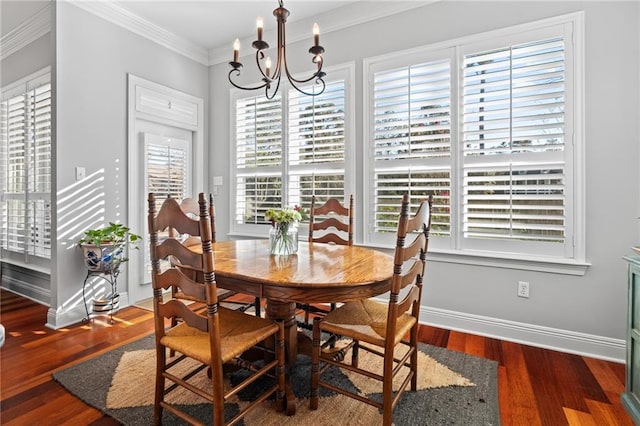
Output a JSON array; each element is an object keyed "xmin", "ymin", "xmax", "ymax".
[
  {"xmin": 257, "ymin": 17, "xmax": 263, "ymax": 41},
  {"xmin": 233, "ymin": 38, "xmax": 240, "ymax": 62},
  {"xmin": 313, "ymin": 22, "xmax": 319, "ymax": 46},
  {"xmin": 265, "ymin": 57, "xmax": 272, "ymax": 77}
]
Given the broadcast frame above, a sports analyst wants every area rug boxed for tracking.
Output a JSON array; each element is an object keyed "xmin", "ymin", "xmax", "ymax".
[{"xmin": 53, "ymin": 334, "xmax": 500, "ymax": 425}]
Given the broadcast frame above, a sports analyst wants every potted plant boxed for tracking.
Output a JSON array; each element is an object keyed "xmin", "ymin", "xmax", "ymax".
[{"xmin": 77, "ymin": 222, "xmax": 142, "ymax": 272}]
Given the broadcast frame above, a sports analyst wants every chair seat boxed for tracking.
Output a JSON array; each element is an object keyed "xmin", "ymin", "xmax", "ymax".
[
  {"xmin": 320, "ymin": 298, "xmax": 417, "ymax": 347},
  {"xmin": 161, "ymin": 306, "xmax": 279, "ymax": 364}
]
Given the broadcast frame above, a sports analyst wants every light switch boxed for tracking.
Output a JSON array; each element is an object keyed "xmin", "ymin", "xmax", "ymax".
[
  {"xmin": 75, "ymin": 167, "xmax": 86, "ymax": 181},
  {"xmin": 213, "ymin": 176, "xmax": 223, "ymax": 186}
]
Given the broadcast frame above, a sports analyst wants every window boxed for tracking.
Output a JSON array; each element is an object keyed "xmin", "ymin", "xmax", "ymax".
[
  {"xmin": 145, "ymin": 133, "xmax": 191, "ymax": 212},
  {"xmin": 365, "ymin": 15, "xmax": 582, "ymax": 264},
  {"xmin": 0, "ymin": 68, "xmax": 52, "ymax": 267},
  {"xmin": 368, "ymin": 53, "xmax": 453, "ymax": 244},
  {"xmin": 232, "ymin": 66, "xmax": 354, "ymax": 236}
]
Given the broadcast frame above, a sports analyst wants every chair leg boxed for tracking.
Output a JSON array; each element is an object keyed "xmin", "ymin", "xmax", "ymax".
[
  {"xmin": 276, "ymin": 321, "xmax": 286, "ymax": 410},
  {"xmin": 154, "ymin": 345, "xmax": 166, "ymax": 425},
  {"xmin": 169, "ymin": 317, "xmax": 178, "ymax": 357},
  {"xmin": 310, "ymin": 317, "xmax": 321, "ymax": 410},
  {"xmin": 304, "ymin": 304, "xmax": 311, "ymax": 325},
  {"xmin": 410, "ymin": 325, "xmax": 418, "ymax": 391},
  {"xmin": 352, "ymin": 340, "xmax": 359, "ymax": 368},
  {"xmin": 382, "ymin": 353, "xmax": 394, "ymax": 426},
  {"xmin": 255, "ymin": 297, "xmax": 261, "ymax": 317}
]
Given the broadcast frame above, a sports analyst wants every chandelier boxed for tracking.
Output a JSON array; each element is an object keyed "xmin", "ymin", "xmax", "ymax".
[{"xmin": 228, "ymin": 0, "xmax": 326, "ymax": 99}]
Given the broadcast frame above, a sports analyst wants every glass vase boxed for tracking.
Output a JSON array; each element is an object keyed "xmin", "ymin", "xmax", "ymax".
[{"xmin": 269, "ymin": 222, "xmax": 298, "ymax": 256}]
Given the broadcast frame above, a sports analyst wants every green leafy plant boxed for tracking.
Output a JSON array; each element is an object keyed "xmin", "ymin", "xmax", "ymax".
[
  {"xmin": 77, "ymin": 222, "xmax": 142, "ymax": 270},
  {"xmin": 77, "ymin": 222, "xmax": 142, "ymax": 248},
  {"xmin": 265, "ymin": 207, "xmax": 303, "ymax": 225}
]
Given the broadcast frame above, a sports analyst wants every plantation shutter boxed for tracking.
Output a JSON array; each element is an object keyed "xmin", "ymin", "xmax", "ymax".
[
  {"xmin": 145, "ymin": 134, "xmax": 190, "ymax": 211},
  {"xmin": 462, "ymin": 36, "xmax": 566, "ymax": 247},
  {"xmin": 288, "ymin": 79, "xmax": 346, "ymax": 208},
  {"xmin": 1, "ymin": 74, "xmax": 51, "ymax": 262},
  {"xmin": 234, "ymin": 94, "xmax": 283, "ymax": 225},
  {"xmin": 371, "ymin": 58, "xmax": 452, "ymax": 239}
]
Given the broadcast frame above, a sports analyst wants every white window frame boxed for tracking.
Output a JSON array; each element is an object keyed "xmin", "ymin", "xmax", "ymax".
[
  {"xmin": 230, "ymin": 63, "xmax": 356, "ymax": 238},
  {"xmin": 0, "ymin": 67, "xmax": 52, "ymax": 271},
  {"xmin": 363, "ymin": 13, "xmax": 587, "ymax": 275},
  {"xmin": 127, "ymin": 74, "xmax": 204, "ymax": 290}
]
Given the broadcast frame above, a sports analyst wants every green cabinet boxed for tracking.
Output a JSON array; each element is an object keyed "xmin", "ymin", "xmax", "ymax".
[{"xmin": 623, "ymin": 256, "xmax": 640, "ymax": 424}]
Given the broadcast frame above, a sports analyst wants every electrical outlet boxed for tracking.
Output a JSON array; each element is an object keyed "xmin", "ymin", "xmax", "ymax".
[{"xmin": 517, "ymin": 281, "xmax": 530, "ymax": 298}]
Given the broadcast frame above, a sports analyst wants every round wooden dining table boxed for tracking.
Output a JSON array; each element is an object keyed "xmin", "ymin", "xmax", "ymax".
[{"xmin": 210, "ymin": 239, "xmax": 394, "ymax": 362}]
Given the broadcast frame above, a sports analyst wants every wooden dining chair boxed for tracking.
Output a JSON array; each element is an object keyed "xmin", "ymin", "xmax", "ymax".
[
  {"xmin": 148, "ymin": 193, "xmax": 285, "ymax": 425},
  {"xmin": 301, "ymin": 194, "xmax": 354, "ymax": 327},
  {"xmin": 169, "ymin": 194, "xmax": 261, "ymax": 317},
  {"xmin": 310, "ymin": 194, "xmax": 433, "ymax": 426},
  {"xmin": 308, "ymin": 194, "xmax": 354, "ymax": 246}
]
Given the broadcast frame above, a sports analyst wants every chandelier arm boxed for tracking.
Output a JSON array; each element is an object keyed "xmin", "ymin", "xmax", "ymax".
[
  {"xmin": 285, "ymin": 74, "xmax": 325, "ymax": 96},
  {"xmin": 265, "ymin": 75, "xmax": 282, "ymax": 100},
  {"xmin": 285, "ymin": 68, "xmax": 325, "ymax": 85},
  {"xmin": 282, "ymin": 56, "xmax": 326, "ymax": 95},
  {"xmin": 228, "ymin": 69, "xmax": 270, "ymax": 91},
  {"xmin": 254, "ymin": 50, "xmax": 272, "ymax": 82}
]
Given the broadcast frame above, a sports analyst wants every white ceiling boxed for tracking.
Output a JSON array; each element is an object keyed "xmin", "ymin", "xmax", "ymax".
[{"xmin": 112, "ymin": 1, "xmax": 358, "ymax": 52}]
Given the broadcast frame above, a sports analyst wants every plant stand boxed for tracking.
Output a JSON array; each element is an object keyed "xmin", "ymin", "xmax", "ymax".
[{"xmin": 82, "ymin": 268, "xmax": 119, "ymax": 324}]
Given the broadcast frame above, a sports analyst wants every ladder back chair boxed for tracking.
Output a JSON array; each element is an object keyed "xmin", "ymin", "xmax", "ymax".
[
  {"xmin": 302, "ymin": 194, "xmax": 354, "ymax": 327},
  {"xmin": 310, "ymin": 193, "xmax": 433, "ymax": 426},
  {"xmin": 308, "ymin": 194, "xmax": 354, "ymax": 246},
  {"xmin": 148, "ymin": 193, "xmax": 285, "ymax": 425},
  {"xmin": 169, "ymin": 194, "xmax": 261, "ymax": 317}
]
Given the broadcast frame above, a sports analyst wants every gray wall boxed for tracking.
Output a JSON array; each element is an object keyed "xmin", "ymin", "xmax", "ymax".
[
  {"xmin": 49, "ymin": 2, "xmax": 208, "ymax": 327},
  {"xmin": 209, "ymin": 1, "xmax": 640, "ymax": 360}
]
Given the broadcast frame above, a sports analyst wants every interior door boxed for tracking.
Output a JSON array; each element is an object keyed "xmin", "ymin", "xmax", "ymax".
[{"xmin": 128, "ymin": 120, "xmax": 192, "ymax": 304}]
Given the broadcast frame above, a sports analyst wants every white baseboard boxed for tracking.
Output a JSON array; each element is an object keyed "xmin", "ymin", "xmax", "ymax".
[
  {"xmin": 46, "ymin": 292, "xmax": 130, "ymax": 329},
  {"xmin": 419, "ymin": 306, "xmax": 625, "ymax": 363},
  {"xmin": 1, "ymin": 277, "xmax": 50, "ymax": 306}
]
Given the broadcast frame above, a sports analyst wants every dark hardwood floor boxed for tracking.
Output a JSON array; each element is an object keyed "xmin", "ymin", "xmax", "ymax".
[{"xmin": 0, "ymin": 289, "xmax": 633, "ymax": 425}]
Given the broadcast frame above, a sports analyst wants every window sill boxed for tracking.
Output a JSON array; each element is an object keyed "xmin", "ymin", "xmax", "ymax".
[
  {"xmin": 365, "ymin": 244, "xmax": 590, "ymax": 276},
  {"xmin": 430, "ymin": 249, "xmax": 589, "ymax": 276}
]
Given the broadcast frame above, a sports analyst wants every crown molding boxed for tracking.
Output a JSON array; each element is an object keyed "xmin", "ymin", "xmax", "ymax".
[
  {"xmin": 0, "ymin": 4, "xmax": 52, "ymax": 61},
  {"xmin": 208, "ymin": 1, "xmax": 434, "ymax": 65},
  {"xmin": 71, "ymin": 1, "xmax": 209, "ymax": 66}
]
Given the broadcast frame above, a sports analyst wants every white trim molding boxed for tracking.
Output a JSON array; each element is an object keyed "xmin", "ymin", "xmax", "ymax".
[
  {"xmin": 46, "ymin": 292, "xmax": 130, "ymax": 330},
  {"xmin": 208, "ymin": 1, "xmax": 432, "ymax": 65},
  {"xmin": 70, "ymin": 1, "xmax": 209, "ymax": 65},
  {"xmin": 419, "ymin": 305, "xmax": 625, "ymax": 363},
  {"xmin": 0, "ymin": 3, "xmax": 51, "ymax": 61}
]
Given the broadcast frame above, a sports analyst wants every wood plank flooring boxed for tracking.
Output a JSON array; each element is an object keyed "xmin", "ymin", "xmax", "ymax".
[{"xmin": 0, "ymin": 289, "xmax": 633, "ymax": 425}]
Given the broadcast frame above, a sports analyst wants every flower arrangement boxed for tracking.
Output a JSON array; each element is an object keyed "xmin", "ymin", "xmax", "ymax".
[
  {"xmin": 265, "ymin": 207, "xmax": 303, "ymax": 225},
  {"xmin": 265, "ymin": 207, "xmax": 302, "ymax": 255}
]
